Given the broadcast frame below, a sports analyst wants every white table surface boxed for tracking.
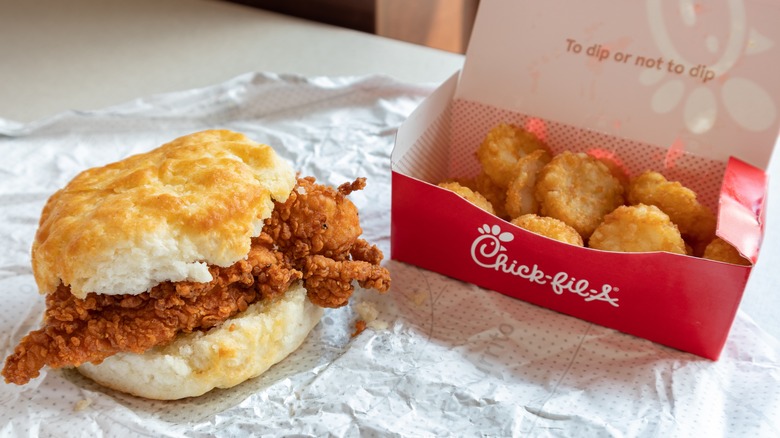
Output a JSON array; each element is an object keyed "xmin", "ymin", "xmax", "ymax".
[
  {"xmin": 1, "ymin": 0, "xmax": 778, "ymax": 342},
  {"xmin": 0, "ymin": 0, "xmax": 463, "ymax": 123}
]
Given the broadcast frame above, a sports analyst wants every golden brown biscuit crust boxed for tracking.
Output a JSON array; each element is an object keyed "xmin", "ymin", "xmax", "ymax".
[{"xmin": 32, "ymin": 130, "xmax": 296, "ymax": 298}]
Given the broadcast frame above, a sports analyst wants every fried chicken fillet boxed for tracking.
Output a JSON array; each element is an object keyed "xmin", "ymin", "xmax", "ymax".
[
  {"xmin": 3, "ymin": 177, "xmax": 389, "ymax": 386},
  {"xmin": 2, "ymin": 132, "xmax": 390, "ymax": 392}
]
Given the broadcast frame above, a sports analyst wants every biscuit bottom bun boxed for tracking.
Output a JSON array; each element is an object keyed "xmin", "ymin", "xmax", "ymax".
[{"xmin": 77, "ymin": 282, "xmax": 323, "ymax": 400}]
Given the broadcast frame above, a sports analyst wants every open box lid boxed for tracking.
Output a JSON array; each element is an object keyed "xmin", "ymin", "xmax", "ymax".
[{"xmin": 456, "ymin": 0, "xmax": 780, "ymax": 170}]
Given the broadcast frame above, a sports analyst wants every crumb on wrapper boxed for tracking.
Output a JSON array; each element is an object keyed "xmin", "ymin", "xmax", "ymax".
[
  {"xmin": 353, "ymin": 301, "xmax": 389, "ymax": 336},
  {"xmin": 411, "ymin": 291, "xmax": 428, "ymax": 307},
  {"xmin": 74, "ymin": 398, "xmax": 92, "ymax": 412}
]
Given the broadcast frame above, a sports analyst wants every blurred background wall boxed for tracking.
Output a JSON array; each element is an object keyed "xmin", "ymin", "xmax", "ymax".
[{"xmin": 227, "ymin": 0, "xmax": 479, "ymax": 53}]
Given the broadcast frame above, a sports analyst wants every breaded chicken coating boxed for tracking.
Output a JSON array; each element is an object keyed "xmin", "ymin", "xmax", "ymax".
[
  {"xmin": 3, "ymin": 236, "xmax": 297, "ymax": 385},
  {"xmin": 264, "ymin": 177, "xmax": 391, "ymax": 307}
]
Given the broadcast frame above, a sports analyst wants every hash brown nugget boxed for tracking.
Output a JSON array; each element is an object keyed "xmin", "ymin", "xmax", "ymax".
[
  {"xmin": 438, "ymin": 181, "xmax": 496, "ymax": 215},
  {"xmin": 441, "ymin": 176, "xmax": 478, "ymax": 190},
  {"xmin": 535, "ymin": 151, "xmax": 625, "ymax": 239},
  {"xmin": 702, "ymin": 237, "xmax": 751, "ymax": 265},
  {"xmin": 474, "ymin": 171, "xmax": 509, "ymax": 219},
  {"xmin": 505, "ymin": 149, "xmax": 552, "ymax": 219},
  {"xmin": 476, "ymin": 123, "xmax": 550, "ymax": 188},
  {"xmin": 511, "ymin": 214, "xmax": 583, "ymax": 246},
  {"xmin": 627, "ymin": 171, "xmax": 716, "ymax": 249},
  {"xmin": 592, "ymin": 155, "xmax": 630, "ymax": 190},
  {"xmin": 589, "ymin": 204, "xmax": 687, "ymax": 254}
]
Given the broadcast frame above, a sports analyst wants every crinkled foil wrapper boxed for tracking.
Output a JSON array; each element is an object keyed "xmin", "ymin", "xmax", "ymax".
[{"xmin": 1, "ymin": 73, "xmax": 779, "ymax": 437}]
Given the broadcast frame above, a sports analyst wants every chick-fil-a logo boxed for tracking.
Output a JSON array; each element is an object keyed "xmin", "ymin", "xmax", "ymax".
[{"xmin": 470, "ymin": 224, "xmax": 620, "ymax": 307}]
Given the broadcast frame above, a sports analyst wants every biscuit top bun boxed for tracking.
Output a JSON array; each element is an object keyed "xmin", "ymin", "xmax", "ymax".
[{"xmin": 32, "ymin": 130, "xmax": 296, "ymax": 298}]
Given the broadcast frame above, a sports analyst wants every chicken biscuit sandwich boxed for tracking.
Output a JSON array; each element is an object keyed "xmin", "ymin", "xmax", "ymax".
[{"xmin": 2, "ymin": 130, "xmax": 390, "ymax": 399}]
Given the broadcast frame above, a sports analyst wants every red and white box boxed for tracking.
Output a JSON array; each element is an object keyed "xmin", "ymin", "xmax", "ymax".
[{"xmin": 391, "ymin": 0, "xmax": 780, "ymax": 359}]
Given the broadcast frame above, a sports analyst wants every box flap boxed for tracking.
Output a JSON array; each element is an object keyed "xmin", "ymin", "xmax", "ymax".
[
  {"xmin": 717, "ymin": 156, "xmax": 767, "ymax": 263},
  {"xmin": 393, "ymin": 72, "xmax": 459, "ymax": 184},
  {"xmin": 457, "ymin": 0, "xmax": 780, "ymax": 170}
]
